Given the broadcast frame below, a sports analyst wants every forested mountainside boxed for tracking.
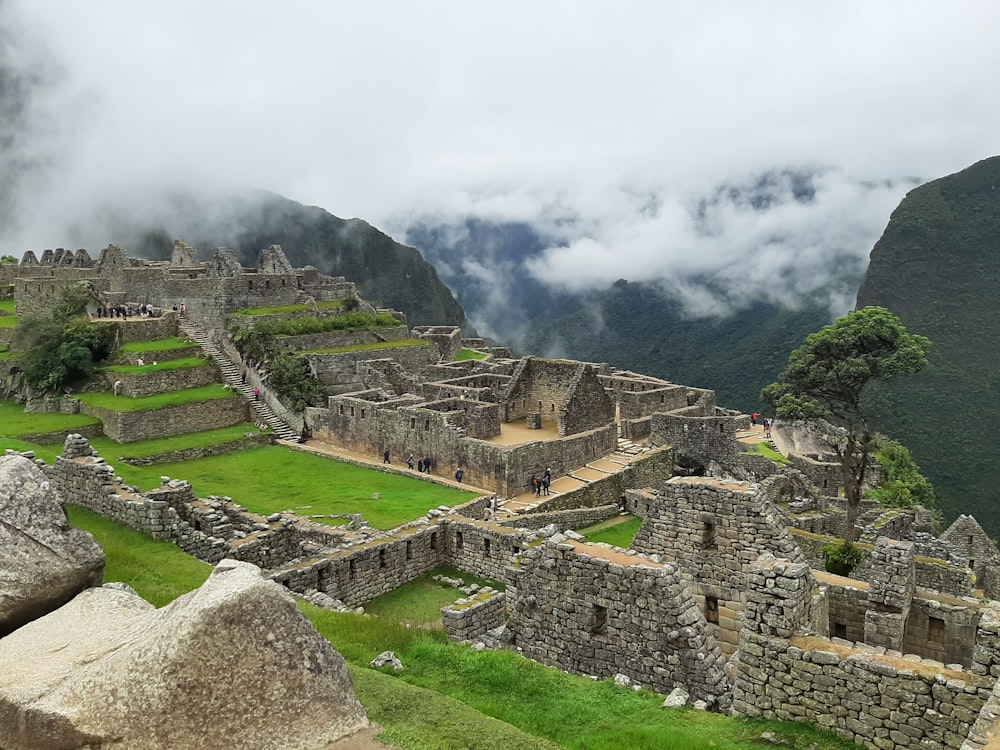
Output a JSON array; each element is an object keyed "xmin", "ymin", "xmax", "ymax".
[
  {"xmin": 857, "ymin": 156, "xmax": 1000, "ymax": 536},
  {"xmin": 122, "ymin": 191, "xmax": 470, "ymax": 330}
]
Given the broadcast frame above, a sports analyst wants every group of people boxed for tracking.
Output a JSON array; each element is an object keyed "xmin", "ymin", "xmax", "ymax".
[
  {"xmin": 530, "ymin": 468, "xmax": 552, "ymax": 496},
  {"xmin": 386, "ymin": 451, "xmax": 437, "ymax": 475},
  {"xmin": 95, "ymin": 302, "xmax": 168, "ymax": 319},
  {"xmin": 750, "ymin": 412, "xmax": 773, "ymax": 439}
]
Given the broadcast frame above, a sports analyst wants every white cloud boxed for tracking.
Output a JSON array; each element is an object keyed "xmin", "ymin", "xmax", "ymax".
[{"xmin": 3, "ymin": 0, "xmax": 999, "ymax": 319}]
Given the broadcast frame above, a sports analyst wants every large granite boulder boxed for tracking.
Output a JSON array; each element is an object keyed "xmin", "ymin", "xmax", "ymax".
[
  {"xmin": 0, "ymin": 453, "xmax": 105, "ymax": 636},
  {"xmin": 0, "ymin": 558, "xmax": 369, "ymax": 750}
]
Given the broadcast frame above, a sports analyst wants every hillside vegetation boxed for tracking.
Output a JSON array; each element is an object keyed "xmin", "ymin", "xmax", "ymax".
[{"xmin": 856, "ymin": 155, "xmax": 1000, "ymax": 535}]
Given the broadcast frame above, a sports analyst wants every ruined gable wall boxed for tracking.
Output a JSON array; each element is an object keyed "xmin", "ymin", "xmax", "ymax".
[
  {"xmin": 309, "ymin": 344, "xmax": 438, "ymax": 395},
  {"xmin": 559, "ymin": 365, "xmax": 615, "ymax": 436},
  {"xmin": 631, "ymin": 479, "xmax": 805, "ymax": 655},
  {"xmin": 14, "ymin": 273, "xmax": 100, "ymax": 317},
  {"xmin": 504, "ymin": 359, "xmax": 591, "ymax": 426},
  {"xmin": 505, "ymin": 538, "xmax": 731, "ymax": 703}
]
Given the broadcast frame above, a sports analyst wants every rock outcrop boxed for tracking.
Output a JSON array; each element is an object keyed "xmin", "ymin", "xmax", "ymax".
[
  {"xmin": 0, "ymin": 453, "xmax": 105, "ymax": 636},
  {"xmin": 0, "ymin": 559, "xmax": 369, "ymax": 750}
]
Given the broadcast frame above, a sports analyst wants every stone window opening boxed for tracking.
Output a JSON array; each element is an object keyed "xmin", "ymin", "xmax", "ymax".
[
  {"xmin": 660, "ymin": 395, "xmax": 664, "ymax": 403},
  {"xmin": 410, "ymin": 417, "xmax": 416, "ymax": 429},
  {"xmin": 349, "ymin": 559, "xmax": 357, "ymax": 579},
  {"xmin": 969, "ymin": 535, "xmax": 975, "ymax": 546},
  {"xmin": 970, "ymin": 559, "xmax": 975, "ymax": 570},
  {"xmin": 406, "ymin": 540, "xmax": 412, "ymax": 560},
  {"xmin": 360, "ymin": 408, "xmax": 365, "ymax": 419},
  {"xmin": 424, "ymin": 420, "xmax": 430, "ymax": 431},
  {"xmin": 379, "ymin": 549, "xmax": 386, "ymax": 568},
  {"xmin": 719, "ymin": 423, "xmax": 725, "ymax": 433},
  {"xmin": 591, "ymin": 604, "xmax": 608, "ymax": 635},
  {"xmin": 350, "ymin": 406, "xmax": 355, "ymax": 417},
  {"xmin": 702, "ymin": 521, "xmax": 717, "ymax": 550},
  {"xmin": 484, "ymin": 537, "xmax": 491, "ymax": 556},
  {"xmin": 928, "ymin": 616, "xmax": 946, "ymax": 643},
  {"xmin": 833, "ymin": 622, "xmax": 847, "ymax": 639},
  {"xmin": 705, "ymin": 596, "xmax": 719, "ymax": 624},
  {"xmin": 338, "ymin": 404, "xmax": 344, "ymax": 415},
  {"xmin": 430, "ymin": 532, "xmax": 438, "ymax": 550},
  {"xmin": 456, "ymin": 531, "xmax": 464, "ymax": 549}
]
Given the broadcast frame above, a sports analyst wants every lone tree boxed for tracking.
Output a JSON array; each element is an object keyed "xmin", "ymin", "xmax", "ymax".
[{"xmin": 761, "ymin": 306, "xmax": 930, "ymax": 548}]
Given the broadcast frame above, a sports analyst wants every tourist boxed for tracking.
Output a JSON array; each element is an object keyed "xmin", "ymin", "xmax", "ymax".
[
  {"xmin": 383, "ymin": 449, "xmax": 390, "ymax": 464},
  {"xmin": 455, "ymin": 467, "xmax": 464, "ymax": 483},
  {"xmin": 543, "ymin": 467, "xmax": 552, "ymax": 495},
  {"xmin": 618, "ymin": 493, "xmax": 627, "ymax": 512},
  {"xmin": 751, "ymin": 411, "xmax": 759, "ymax": 427},
  {"xmin": 483, "ymin": 506, "xmax": 493, "ymax": 522},
  {"xmin": 764, "ymin": 418, "xmax": 772, "ymax": 439},
  {"xmin": 424, "ymin": 456, "xmax": 432, "ymax": 473},
  {"xmin": 253, "ymin": 387, "xmax": 260, "ymax": 402},
  {"xmin": 531, "ymin": 475, "xmax": 540, "ymax": 496},
  {"xmin": 407, "ymin": 454, "xmax": 414, "ymax": 470},
  {"xmin": 113, "ymin": 380, "xmax": 123, "ymax": 396}
]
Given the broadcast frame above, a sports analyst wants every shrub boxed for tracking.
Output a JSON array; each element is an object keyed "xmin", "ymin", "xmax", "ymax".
[{"xmin": 822, "ymin": 542, "xmax": 864, "ymax": 576}]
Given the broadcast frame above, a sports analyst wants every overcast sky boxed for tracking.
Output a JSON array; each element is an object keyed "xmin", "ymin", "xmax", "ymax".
[{"xmin": 4, "ymin": 1, "xmax": 1000, "ymax": 316}]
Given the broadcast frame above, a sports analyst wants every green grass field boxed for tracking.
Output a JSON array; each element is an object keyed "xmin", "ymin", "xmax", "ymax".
[
  {"xmin": 231, "ymin": 300, "xmax": 346, "ymax": 316},
  {"xmin": 101, "ymin": 357, "xmax": 209, "ymax": 374},
  {"xmin": 65, "ymin": 509, "xmax": 857, "ymax": 750},
  {"xmin": 306, "ymin": 339, "xmax": 433, "ymax": 354},
  {"xmin": 578, "ymin": 515, "xmax": 642, "ymax": 547},
  {"xmin": 455, "ymin": 349, "xmax": 487, "ymax": 361},
  {"xmin": 120, "ymin": 337, "xmax": 196, "ymax": 353},
  {"xmin": 76, "ymin": 384, "xmax": 237, "ymax": 412},
  {"xmin": 362, "ymin": 567, "xmax": 504, "ymax": 627},
  {"xmin": 107, "ymin": 445, "xmax": 478, "ymax": 530},
  {"xmin": 0, "ymin": 401, "xmax": 102, "ymax": 436},
  {"xmin": 0, "ymin": 298, "xmax": 16, "ymax": 327}
]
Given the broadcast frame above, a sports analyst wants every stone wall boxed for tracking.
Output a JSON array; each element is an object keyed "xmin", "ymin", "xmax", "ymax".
[
  {"xmin": 631, "ymin": 477, "xmax": 805, "ymax": 656},
  {"xmin": 940, "ymin": 515, "xmax": 1000, "ymax": 584},
  {"xmin": 499, "ymin": 504, "xmax": 620, "ymax": 531},
  {"xmin": 788, "ymin": 453, "xmax": 843, "ymax": 494},
  {"xmin": 412, "ymin": 325, "xmax": 463, "ymax": 361},
  {"xmin": 732, "ymin": 554, "xmax": 998, "ymax": 750},
  {"xmin": 308, "ymin": 342, "xmax": 438, "ymax": 395},
  {"xmin": 504, "ymin": 537, "xmax": 731, "ymax": 705},
  {"xmin": 81, "ymin": 396, "xmax": 250, "ymax": 443},
  {"xmin": 503, "ymin": 358, "xmax": 614, "ymax": 437},
  {"xmin": 102, "ymin": 363, "xmax": 219, "ymax": 398},
  {"xmin": 649, "ymin": 411, "xmax": 743, "ymax": 464},
  {"xmin": 441, "ymin": 589, "xmax": 506, "ymax": 641}
]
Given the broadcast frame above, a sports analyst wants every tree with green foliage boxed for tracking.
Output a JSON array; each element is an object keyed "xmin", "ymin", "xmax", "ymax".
[
  {"xmin": 1, "ymin": 254, "xmax": 17, "ymax": 264},
  {"xmin": 13, "ymin": 285, "xmax": 115, "ymax": 392},
  {"xmin": 868, "ymin": 436, "xmax": 936, "ymax": 509},
  {"xmin": 762, "ymin": 306, "xmax": 930, "ymax": 548},
  {"xmin": 266, "ymin": 352, "xmax": 322, "ymax": 412}
]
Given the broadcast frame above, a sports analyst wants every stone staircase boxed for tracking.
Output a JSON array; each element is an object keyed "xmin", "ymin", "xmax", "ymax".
[{"xmin": 178, "ymin": 318, "xmax": 300, "ymax": 442}]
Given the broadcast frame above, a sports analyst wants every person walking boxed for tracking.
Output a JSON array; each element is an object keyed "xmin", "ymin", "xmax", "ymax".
[
  {"xmin": 455, "ymin": 467, "xmax": 464, "ymax": 483},
  {"xmin": 383, "ymin": 449, "xmax": 390, "ymax": 464},
  {"xmin": 751, "ymin": 412, "xmax": 759, "ymax": 427},
  {"xmin": 407, "ymin": 454, "xmax": 414, "ymax": 470},
  {"xmin": 253, "ymin": 387, "xmax": 260, "ymax": 402}
]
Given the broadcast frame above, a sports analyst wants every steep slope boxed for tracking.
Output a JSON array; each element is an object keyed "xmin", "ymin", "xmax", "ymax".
[
  {"xmin": 856, "ymin": 155, "xmax": 1000, "ymax": 535},
  {"xmin": 118, "ymin": 190, "xmax": 470, "ymax": 329}
]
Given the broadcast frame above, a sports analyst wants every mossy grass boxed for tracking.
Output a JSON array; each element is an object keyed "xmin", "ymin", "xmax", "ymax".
[
  {"xmin": 742, "ymin": 441, "xmax": 790, "ymax": 465},
  {"xmin": 106, "ymin": 445, "xmax": 478, "ymax": 530},
  {"xmin": 0, "ymin": 317, "xmax": 16, "ymax": 329},
  {"xmin": 0, "ymin": 438, "xmax": 63, "ymax": 463},
  {"xmin": 76, "ymin": 384, "xmax": 237, "ymax": 412},
  {"xmin": 231, "ymin": 300, "xmax": 346, "ymax": 316},
  {"xmin": 0, "ymin": 400, "xmax": 102, "ymax": 436},
  {"xmin": 578, "ymin": 515, "xmax": 642, "ymax": 547},
  {"xmin": 119, "ymin": 337, "xmax": 196, "ymax": 353},
  {"xmin": 306, "ymin": 339, "xmax": 433, "ymax": 355},
  {"xmin": 362, "ymin": 566, "xmax": 504, "ymax": 626},
  {"xmin": 0, "ymin": 299, "xmax": 14, "ymax": 314},
  {"xmin": 87, "ymin": 423, "xmax": 265, "ymax": 459},
  {"xmin": 65, "ymin": 509, "xmax": 856, "ymax": 750},
  {"xmin": 65, "ymin": 505, "xmax": 212, "ymax": 607},
  {"xmin": 454, "ymin": 349, "xmax": 487, "ymax": 361},
  {"xmin": 101, "ymin": 357, "xmax": 210, "ymax": 374}
]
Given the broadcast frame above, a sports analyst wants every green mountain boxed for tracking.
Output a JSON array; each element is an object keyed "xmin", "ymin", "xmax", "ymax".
[
  {"xmin": 123, "ymin": 191, "xmax": 470, "ymax": 330},
  {"xmin": 522, "ymin": 280, "xmax": 836, "ymax": 415},
  {"xmin": 856, "ymin": 156, "xmax": 1000, "ymax": 535}
]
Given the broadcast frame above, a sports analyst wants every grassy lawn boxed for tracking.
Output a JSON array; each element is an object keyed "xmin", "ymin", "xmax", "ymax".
[
  {"xmin": 0, "ymin": 400, "xmax": 102, "ymax": 436},
  {"xmin": 742, "ymin": 441, "xmax": 790, "ymax": 465},
  {"xmin": 101, "ymin": 357, "xmax": 210, "ymax": 374},
  {"xmin": 108, "ymin": 445, "xmax": 479, "ymax": 530},
  {"xmin": 88, "ymin": 424, "xmax": 265, "ymax": 459},
  {"xmin": 578, "ymin": 515, "xmax": 642, "ymax": 547},
  {"xmin": 231, "ymin": 300, "xmax": 346, "ymax": 316},
  {"xmin": 0, "ymin": 438, "xmax": 63, "ymax": 463},
  {"xmin": 306, "ymin": 339, "xmax": 433, "ymax": 354},
  {"xmin": 454, "ymin": 349, "xmax": 487, "ymax": 361},
  {"xmin": 120, "ymin": 337, "xmax": 196, "ymax": 353},
  {"xmin": 65, "ymin": 506, "xmax": 857, "ymax": 750},
  {"xmin": 0, "ymin": 298, "xmax": 16, "ymax": 327},
  {"xmin": 66, "ymin": 505, "xmax": 212, "ymax": 607},
  {"xmin": 362, "ymin": 566, "xmax": 504, "ymax": 627},
  {"xmin": 76, "ymin": 384, "xmax": 237, "ymax": 412}
]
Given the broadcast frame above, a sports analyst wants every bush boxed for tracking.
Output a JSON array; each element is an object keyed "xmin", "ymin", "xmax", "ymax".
[
  {"xmin": 822, "ymin": 542, "xmax": 864, "ymax": 576},
  {"xmin": 867, "ymin": 436, "xmax": 935, "ymax": 508}
]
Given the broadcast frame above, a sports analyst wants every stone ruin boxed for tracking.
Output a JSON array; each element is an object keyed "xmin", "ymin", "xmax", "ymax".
[
  {"xmin": 6, "ymin": 241, "xmax": 1000, "ymax": 749},
  {"xmin": 0, "ymin": 453, "xmax": 370, "ymax": 750}
]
